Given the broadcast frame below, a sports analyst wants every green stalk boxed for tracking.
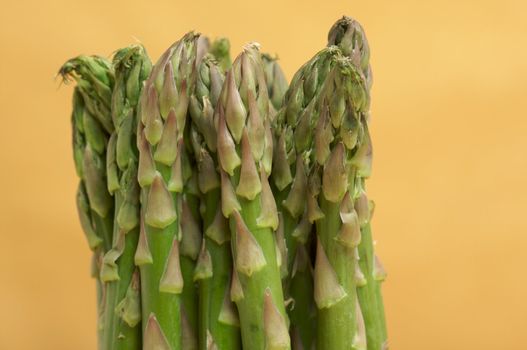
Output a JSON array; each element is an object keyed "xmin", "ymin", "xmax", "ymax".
[
  {"xmin": 315, "ymin": 197, "xmax": 357, "ymax": 349},
  {"xmin": 287, "ymin": 242, "xmax": 316, "ymax": 349},
  {"xmin": 179, "ymin": 186, "xmax": 200, "ymax": 349},
  {"xmin": 272, "ymin": 51, "xmax": 325, "ymax": 350},
  {"xmin": 101, "ymin": 193, "xmax": 122, "ymax": 350},
  {"xmin": 217, "ymin": 44, "xmax": 290, "ymax": 350},
  {"xmin": 101, "ymin": 191, "xmax": 142, "ymax": 350},
  {"xmin": 92, "ymin": 251, "xmax": 104, "ymax": 349},
  {"xmin": 356, "ymin": 221, "xmax": 387, "ymax": 350},
  {"xmin": 188, "ymin": 51, "xmax": 241, "ymax": 349},
  {"xmin": 272, "ymin": 145, "xmax": 316, "ymax": 349},
  {"xmin": 198, "ymin": 188, "xmax": 241, "ymax": 349},
  {"xmin": 137, "ymin": 163, "xmax": 182, "ymax": 349},
  {"xmin": 92, "ymin": 210, "xmax": 115, "ymax": 346},
  {"xmin": 310, "ymin": 60, "xmax": 368, "ymax": 349},
  {"xmin": 92, "ymin": 211, "xmax": 115, "ymax": 256},
  {"xmin": 136, "ymin": 33, "xmax": 207, "ymax": 349}
]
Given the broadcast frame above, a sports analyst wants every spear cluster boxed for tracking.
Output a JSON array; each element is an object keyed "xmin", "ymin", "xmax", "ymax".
[{"xmin": 60, "ymin": 16, "xmax": 387, "ymax": 350}]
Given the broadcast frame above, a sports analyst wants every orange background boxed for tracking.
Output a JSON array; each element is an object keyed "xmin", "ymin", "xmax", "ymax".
[{"xmin": 1, "ymin": 0, "xmax": 526, "ymax": 349}]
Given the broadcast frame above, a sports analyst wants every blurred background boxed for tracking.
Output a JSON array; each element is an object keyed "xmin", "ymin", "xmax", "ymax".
[{"xmin": 1, "ymin": 0, "xmax": 526, "ymax": 349}]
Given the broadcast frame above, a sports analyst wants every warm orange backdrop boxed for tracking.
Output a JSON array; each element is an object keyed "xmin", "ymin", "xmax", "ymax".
[{"xmin": 1, "ymin": 0, "xmax": 526, "ymax": 349}]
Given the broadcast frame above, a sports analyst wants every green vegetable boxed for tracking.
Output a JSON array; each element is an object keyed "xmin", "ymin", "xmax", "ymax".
[
  {"xmin": 279, "ymin": 33, "xmax": 374, "ymax": 348},
  {"xmin": 61, "ymin": 16, "xmax": 388, "ymax": 350},
  {"xmin": 189, "ymin": 50, "xmax": 243, "ymax": 349},
  {"xmin": 217, "ymin": 43, "xmax": 290, "ymax": 350},
  {"xmin": 99, "ymin": 45, "xmax": 151, "ymax": 350},
  {"xmin": 136, "ymin": 32, "xmax": 208, "ymax": 350},
  {"xmin": 59, "ymin": 55, "xmax": 115, "ymax": 348},
  {"xmin": 328, "ymin": 16, "xmax": 388, "ymax": 350}
]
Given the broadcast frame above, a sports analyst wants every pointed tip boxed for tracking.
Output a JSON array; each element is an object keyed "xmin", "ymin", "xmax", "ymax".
[
  {"xmin": 262, "ymin": 118, "xmax": 274, "ymax": 175},
  {"xmin": 167, "ymin": 139, "xmax": 184, "ymax": 192},
  {"xmin": 174, "ymin": 79, "xmax": 189, "ymax": 139},
  {"xmin": 225, "ymin": 70, "xmax": 247, "ymax": 143},
  {"xmin": 144, "ymin": 313, "xmax": 171, "ymax": 350},
  {"xmin": 263, "ymin": 288, "xmax": 291, "ymax": 350},
  {"xmin": 145, "ymin": 172, "xmax": 177, "ymax": 228},
  {"xmin": 291, "ymin": 212, "xmax": 312, "ymax": 245},
  {"xmin": 153, "ymin": 108, "xmax": 179, "ymax": 166},
  {"xmin": 314, "ymin": 238, "xmax": 347, "ymax": 309},
  {"xmin": 159, "ymin": 236, "xmax": 184, "ymax": 294},
  {"xmin": 275, "ymin": 213, "xmax": 288, "ymax": 278},
  {"xmin": 143, "ymin": 85, "xmax": 164, "ymax": 146},
  {"xmin": 135, "ymin": 216, "xmax": 153, "ymax": 265},
  {"xmin": 230, "ymin": 267, "xmax": 245, "ymax": 302},
  {"xmin": 355, "ymin": 256, "xmax": 367, "ymax": 287},
  {"xmin": 307, "ymin": 190, "xmax": 324, "ymax": 223},
  {"xmin": 233, "ymin": 211, "xmax": 267, "ymax": 276},
  {"xmin": 354, "ymin": 191, "xmax": 370, "ymax": 226},
  {"xmin": 220, "ymin": 168, "xmax": 242, "ymax": 217},
  {"xmin": 373, "ymin": 254, "xmax": 387, "ymax": 281},
  {"xmin": 246, "ymin": 90, "xmax": 265, "ymax": 160},
  {"xmin": 283, "ymin": 158, "xmax": 307, "ymax": 218},
  {"xmin": 336, "ymin": 191, "xmax": 361, "ymax": 247},
  {"xmin": 236, "ymin": 129, "xmax": 262, "ymax": 200},
  {"xmin": 114, "ymin": 269, "xmax": 141, "ymax": 327},
  {"xmin": 197, "ymin": 148, "xmax": 220, "ymax": 193},
  {"xmin": 138, "ymin": 131, "xmax": 156, "ymax": 187},
  {"xmin": 292, "ymin": 244, "xmax": 310, "ymax": 277},
  {"xmin": 180, "ymin": 197, "xmax": 202, "ymax": 260},
  {"xmin": 256, "ymin": 167, "xmax": 279, "ymax": 230},
  {"xmin": 159, "ymin": 62, "xmax": 178, "ymax": 120},
  {"xmin": 272, "ymin": 130, "xmax": 293, "ymax": 191},
  {"xmin": 218, "ymin": 285, "xmax": 240, "ymax": 326},
  {"xmin": 205, "ymin": 205, "xmax": 230, "ymax": 244},
  {"xmin": 207, "ymin": 329, "xmax": 219, "ymax": 350},
  {"xmin": 217, "ymin": 107, "xmax": 241, "ymax": 175},
  {"xmin": 322, "ymin": 142, "xmax": 348, "ymax": 203},
  {"xmin": 193, "ymin": 240, "xmax": 213, "ymax": 281},
  {"xmin": 315, "ymin": 107, "xmax": 334, "ymax": 165}
]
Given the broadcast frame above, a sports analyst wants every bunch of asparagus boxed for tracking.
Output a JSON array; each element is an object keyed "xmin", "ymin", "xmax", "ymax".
[{"xmin": 60, "ymin": 16, "xmax": 387, "ymax": 350}]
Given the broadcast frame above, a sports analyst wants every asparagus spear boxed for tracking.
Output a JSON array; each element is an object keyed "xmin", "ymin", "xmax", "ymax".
[
  {"xmin": 279, "ymin": 40, "xmax": 372, "ymax": 348},
  {"xmin": 136, "ymin": 32, "xmax": 207, "ymax": 350},
  {"xmin": 316, "ymin": 53, "xmax": 370, "ymax": 350},
  {"xmin": 272, "ymin": 54, "xmax": 324, "ymax": 350},
  {"xmin": 328, "ymin": 16, "xmax": 388, "ymax": 350},
  {"xmin": 188, "ymin": 51, "xmax": 243, "ymax": 349},
  {"xmin": 59, "ymin": 55, "xmax": 115, "ymax": 348},
  {"xmin": 97, "ymin": 45, "xmax": 152, "ymax": 350},
  {"xmin": 261, "ymin": 53, "xmax": 319, "ymax": 349},
  {"xmin": 217, "ymin": 43, "xmax": 290, "ymax": 350}
]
